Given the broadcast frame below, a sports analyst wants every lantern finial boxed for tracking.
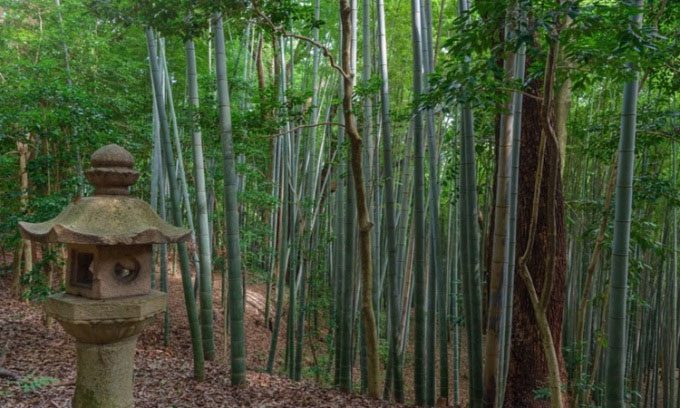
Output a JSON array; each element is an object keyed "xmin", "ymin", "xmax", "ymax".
[{"xmin": 85, "ymin": 144, "xmax": 139, "ymax": 195}]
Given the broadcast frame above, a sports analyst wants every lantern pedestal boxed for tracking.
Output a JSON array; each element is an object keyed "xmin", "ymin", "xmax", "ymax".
[
  {"xmin": 73, "ymin": 336, "xmax": 137, "ymax": 408},
  {"xmin": 44, "ymin": 291, "xmax": 166, "ymax": 408}
]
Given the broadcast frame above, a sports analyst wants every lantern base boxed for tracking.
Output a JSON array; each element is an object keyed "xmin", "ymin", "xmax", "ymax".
[
  {"xmin": 44, "ymin": 291, "xmax": 166, "ymax": 408},
  {"xmin": 73, "ymin": 336, "xmax": 137, "ymax": 408}
]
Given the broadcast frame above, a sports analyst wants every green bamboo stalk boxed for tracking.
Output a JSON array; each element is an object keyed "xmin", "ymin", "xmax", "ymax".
[
  {"xmin": 483, "ymin": 13, "xmax": 516, "ymax": 402},
  {"xmin": 333, "ymin": 107, "xmax": 346, "ymax": 386},
  {"xmin": 158, "ymin": 40, "xmax": 201, "ymax": 288},
  {"xmin": 448, "ymin": 199, "xmax": 460, "ymax": 407},
  {"xmin": 499, "ymin": 6, "xmax": 527, "ymax": 400},
  {"xmin": 186, "ymin": 37, "xmax": 215, "ymax": 362},
  {"xmin": 146, "ymin": 27, "xmax": 204, "ymax": 381},
  {"xmin": 151, "ymin": 84, "xmax": 171, "ymax": 347},
  {"xmin": 604, "ymin": 2, "xmax": 642, "ymax": 405},
  {"xmin": 458, "ymin": 1, "xmax": 483, "ymax": 406},
  {"xmin": 267, "ymin": 137, "xmax": 287, "ymax": 373},
  {"xmin": 670, "ymin": 141, "xmax": 678, "ymax": 407},
  {"xmin": 281, "ymin": 33, "xmax": 298, "ymax": 380},
  {"xmin": 213, "ymin": 14, "xmax": 246, "ymax": 385},
  {"xmin": 376, "ymin": 0, "xmax": 404, "ymax": 400},
  {"xmin": 339, "ymin": 164, "xmax": 355, "ymax": 391},
  {"xmin": 419, "ymin": 0, "xmax": 445, "ymax": 402},
  {"xmin": 149, "ymin": 67, "xmax": 161, "ymax": 291},
  {"xmin": 151, "ymin": 96, "xmax": 171, "ymax": 346},
  {"xmin": 410, "ymin": 0, "xmax": 427, "ymax": 403}
]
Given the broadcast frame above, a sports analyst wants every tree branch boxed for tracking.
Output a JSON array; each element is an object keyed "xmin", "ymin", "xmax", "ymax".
[
  {"xmin": 0, "ymin": 367, "xmax": 20, "ymax": 381},
  {"xmin": 264, "ymin": 122, "xmax": 346, "ymax": 139},
  {"xmin": 0, "ymin": 343, "xmax": 20, "ymax": 381},
  {"xmin": 251, "ymin": 2, "xmax": 350, "ymax": 81}
]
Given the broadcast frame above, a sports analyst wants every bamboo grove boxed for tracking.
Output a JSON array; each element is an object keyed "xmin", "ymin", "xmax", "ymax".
[{"xmin": 1, "ymin": 0, "xmax": 680, "ymax": 407}]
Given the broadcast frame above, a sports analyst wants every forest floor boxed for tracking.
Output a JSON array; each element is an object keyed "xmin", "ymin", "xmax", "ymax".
[{"xmin": 0, "ymin": 268, "xmax": 405, "ymax": 407}]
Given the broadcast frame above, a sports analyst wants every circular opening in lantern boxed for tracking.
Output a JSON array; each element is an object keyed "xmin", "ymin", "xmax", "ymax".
[{"xmin": 114, "ymin": 256, "xmax": 140, "ymax": 284}]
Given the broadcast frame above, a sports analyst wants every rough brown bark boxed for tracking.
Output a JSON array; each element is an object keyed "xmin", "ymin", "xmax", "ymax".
[
  {"xmin": 0, "ymin": 368, "xmax": 20, "ymax": 381},
  {"xmin": 0, "ymin": 345, "xmax": 20, "ymax": 381},
  {"xmin": 505, "ymin": 76, "xmax": 568, "ymax": 407},
  {"xmin": 16, "ymin": 140, "xmax": 32, "ymax": 300}
]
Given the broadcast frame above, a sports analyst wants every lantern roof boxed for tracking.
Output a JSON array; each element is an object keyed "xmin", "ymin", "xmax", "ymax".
[{"xmin": 18, "ymin": 144, "xmax": 190, "ymax": 245}]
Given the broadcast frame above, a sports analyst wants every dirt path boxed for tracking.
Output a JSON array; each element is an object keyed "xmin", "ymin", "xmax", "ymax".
[{"xmin": 0, "ymin": 272, "xmax": 398, "ymax": 407}]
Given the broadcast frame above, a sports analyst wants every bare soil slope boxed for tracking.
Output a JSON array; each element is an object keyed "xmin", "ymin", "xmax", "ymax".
[{"xmin": 0, "ymin": 271, "xmax": 396, "ymax": 407}]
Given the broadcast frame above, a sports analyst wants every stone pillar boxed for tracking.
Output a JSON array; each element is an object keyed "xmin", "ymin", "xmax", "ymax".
[
  {"xmin": 73, "ymin": 336, "xmax": 138, "ymax": 408},
  {"xmin": 44, "ymin": 291, "xmax": 166, "ymax": 408}
]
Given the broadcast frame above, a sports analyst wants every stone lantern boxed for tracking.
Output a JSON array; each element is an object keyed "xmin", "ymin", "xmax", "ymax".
[{"xmin": 19, "ymin": 144, "xmax": 190, "ymax": 408}]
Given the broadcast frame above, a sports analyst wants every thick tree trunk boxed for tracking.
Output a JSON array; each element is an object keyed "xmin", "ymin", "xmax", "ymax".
[{"xmin": 505, "ymin": 77, "xmax": 568, "ymax": 407}]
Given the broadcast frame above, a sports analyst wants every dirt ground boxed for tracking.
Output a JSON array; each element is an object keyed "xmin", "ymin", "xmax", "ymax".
[{"xmin": 0, "ymin": 270, "xmax": 401, "ymax": 407}]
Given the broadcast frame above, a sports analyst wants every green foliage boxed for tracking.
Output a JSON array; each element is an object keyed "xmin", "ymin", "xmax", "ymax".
[
  {"xmin": 0, "ymin": 0, "xmax": 155, "ymax": 254},
  {"xmin": 0, "ymin": 0, "xmax": 676, "ymax": 402},
  {"xmin": 305, "ymin": 351, "xmax": 333, "ymax": 385},
  {"xmin": 378, "ymin": 337, "xmax": 389, "ymax": 364},
  {"xmin": 563, "ymin": 2, "xmax": 677, "ymax": 90},
  {"xmin": 532, "ymin": 386, "xmax": 551, "ymax": 401},
  {"xmin": 430, "ymin": 1, "xmax": 679, "ymax": 110},
  {"xmin": 19, "ymin": 375, "xmax": 59, "ymax": 393},
  {"xmin": 256, "ymin": 0, "xmax": 315, "ymax": 30},
  {"xmin": 20, "ymin": 248, "xmax": 62, "ymax": 301},
  {"xmin": 354, "ymin": 76, "xmax": 382, "ymax": 99}
]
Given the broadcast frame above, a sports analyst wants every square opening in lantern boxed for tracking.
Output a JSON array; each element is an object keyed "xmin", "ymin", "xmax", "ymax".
[{"xmin": 70, "ymin": 250, "xmax": 94, "ymax": 288}]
